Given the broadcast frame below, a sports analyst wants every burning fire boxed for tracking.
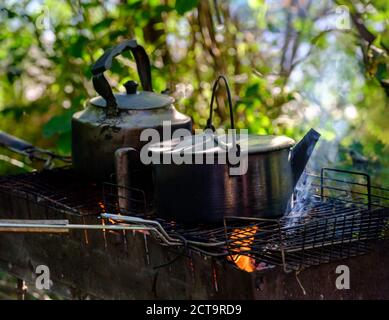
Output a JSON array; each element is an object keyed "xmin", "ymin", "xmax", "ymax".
[
  {"xmin": 98, "ymin": 201, "xmax": 117, "ymax": 227},
  {"xmin": 227, "ymin": 226, "xmax": 258, "ymax": 272},
  {"xmin": 98, "ymin": 201, "xmax": 106, "ymax": 211}
]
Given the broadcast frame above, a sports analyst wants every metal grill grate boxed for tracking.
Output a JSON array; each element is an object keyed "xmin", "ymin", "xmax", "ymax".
[
  {"xmin": 0, "ymin": 167, "xmax": 388, "ymax": 272},
  {"xmin": 0, "ymin": 167, "xmax": 104, "ymax": 215},
  {"xmin": 221, "ymin": 169, "xmax": 389, "ymax": 271},
  {"xmin": 224, "ymin": 200, "xmax": 389, "ymax": 271}
]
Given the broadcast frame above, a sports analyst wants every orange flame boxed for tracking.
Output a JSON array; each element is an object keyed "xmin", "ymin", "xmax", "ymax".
[{"xmin": 227, "ymin": 226, "xmax": 258, "ymax": 272}]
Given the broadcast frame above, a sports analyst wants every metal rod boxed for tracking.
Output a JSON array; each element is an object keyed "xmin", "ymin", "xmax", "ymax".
[
  {"xmin": 102, "ymin": 213, "xmax": 226, "ymax": 247},
  {"xmin": 0, "ymin": 221, "xmax": 156, "ymax": 233},
  {"xmin": 102, "ymin": 213, "xmax": 182, "ymax": 243},
  {"xmin": 321, "ymin": 167, "xmax": 372, "ymax": 209}
]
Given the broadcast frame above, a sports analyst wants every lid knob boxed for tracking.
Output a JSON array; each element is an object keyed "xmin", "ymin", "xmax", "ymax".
[{"xmin": 124, "ymin": 80, "xmax": 138, "ymax": 94}]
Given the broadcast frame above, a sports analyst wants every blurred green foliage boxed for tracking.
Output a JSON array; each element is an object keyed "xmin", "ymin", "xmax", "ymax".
[
  {"xmin": 0, "ymin": 0, "xmax": 388, "ymax": 300},
  {"xmin": 0, "ymin": 0, "xmax": 388, "ymax": 183},
  {"xmin": 0, "ymin": 269, "xmax": 63, "ymax": 299}
]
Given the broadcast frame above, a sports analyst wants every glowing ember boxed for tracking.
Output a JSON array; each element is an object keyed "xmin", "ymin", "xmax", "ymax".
[
  {"xmin": 98, "ymin": 202, "xmax": 106, "ymax": 211},
  {"xmin": 227, "ymin": 226, "xmax": 258, "ymax": 272}
]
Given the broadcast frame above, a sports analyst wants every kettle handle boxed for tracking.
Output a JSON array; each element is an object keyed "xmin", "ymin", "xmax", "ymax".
[
  {"xmin": 91, "ymin": 39, "xmax": 153, "ymax": 116},
  {"xmin": 206, "ymin": 75, "xmax": 236, "ymax": 131},
  {"xmin": 205, "ymin": 75, "xmax": 240, "ymax": 158}
]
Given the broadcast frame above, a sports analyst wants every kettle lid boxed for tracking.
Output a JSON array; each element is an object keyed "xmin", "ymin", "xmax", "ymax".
[
  {"xmin": 242, "ymin": 134, "xmax": 295, "ymax": 153},
  {"xmin": 91, "ymin": 39, "xmax": 174, "ymax": 114},
  {"xmin": 90, "ymin": 90, "xmax": 174, "ymax": 110},
  {"xmin": 148, "ymin": 133, "xmax": 295, "ymax": 155}
]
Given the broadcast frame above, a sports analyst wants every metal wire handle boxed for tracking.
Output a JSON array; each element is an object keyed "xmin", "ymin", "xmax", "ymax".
[
  {"xmin": 206, "ymin": 75, "xmax": 240, "ymax": 159},
  {"xmin": 206, "ymin": 75, "xmax": 235, "ymax": 130}
]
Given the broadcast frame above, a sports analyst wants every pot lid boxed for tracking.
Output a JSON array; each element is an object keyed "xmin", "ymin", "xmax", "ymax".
[
  {"xmin": 242, "ymin": 134, "xmax": 295, "ymax": 153},
  {"xmin": 90, "ymin": 91, "xmax": 174, "ymax": 110},
  {"xmin": 148, "ymin": 133, "xmax": 295, "ymax": 155}
]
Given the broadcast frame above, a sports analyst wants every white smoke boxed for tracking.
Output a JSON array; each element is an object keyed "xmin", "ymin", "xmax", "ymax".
[
  {"xmin": 227, "ymin": 1, "xmax": 365, "ymax": 221},
  {"xmin": 284, "ymin": 34, "xmax": 365, "ymax": 222}
]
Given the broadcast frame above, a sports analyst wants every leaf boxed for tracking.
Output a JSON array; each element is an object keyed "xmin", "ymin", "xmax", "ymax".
[
  {"xmin": 81, "ymin": 1, "xmax": 101, "ymax": 9},
  {"xmin": 155, "ymin": 5, "xmax": 173, "ymax": 15},
  {"xmin": 376, "ymin": 63, "xmax": 388, "ymax": 81},
  {"xmin": 175, "ymin": 0, "xmax": 198, "ymax": 15},
  {"xmin": 92, "ymin": 18, "xmax": 114, "ymax": 33},
  {"xmin": 125, "ymin": 0, "xmax": 143, "ymax": 10},
  {"xmin": 245, "ymin": 83, "xmax": 260, "ymax": 97},
  {"xmin": 69, "ymin": 35, "xmax": 88, "ymax": 58},
  {"xmin": 42, "ymin": 110, "xmax": 74, "ymax": 138},
  {"xmin": 57, "ymin": 131, "xmax": 72, "ymax": 154}
]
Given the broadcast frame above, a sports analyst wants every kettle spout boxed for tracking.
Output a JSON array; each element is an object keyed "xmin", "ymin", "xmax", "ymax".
[{"xmin": 290, "ymin": 128, "xmax": 321, "ymax": 187}]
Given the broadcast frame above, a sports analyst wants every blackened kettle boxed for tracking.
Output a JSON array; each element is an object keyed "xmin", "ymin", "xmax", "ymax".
[{"xmin": 72, "ymin": 39, "xmax": 192, "ymax": 181}]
